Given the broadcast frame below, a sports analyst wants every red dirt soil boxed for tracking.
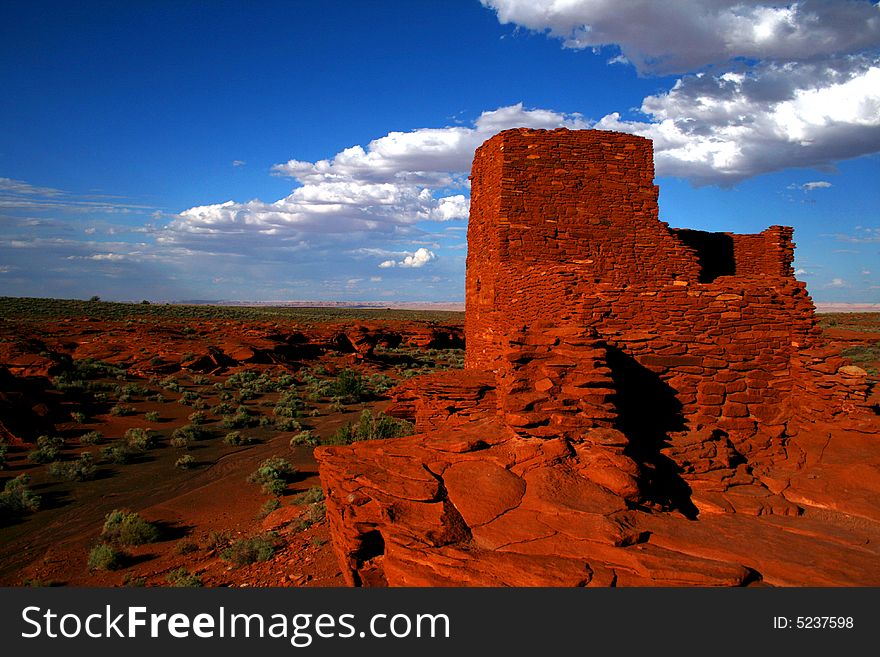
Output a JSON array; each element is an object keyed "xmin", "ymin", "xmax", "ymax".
[{"xmin": 0, "ymin": 313, "xmax": 462, "ymax": 587}]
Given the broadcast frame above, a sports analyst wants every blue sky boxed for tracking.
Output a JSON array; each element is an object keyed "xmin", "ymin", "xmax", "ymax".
[{"xmin": 1, "ymin": 1, "xmax": 878, "ymax": 304}]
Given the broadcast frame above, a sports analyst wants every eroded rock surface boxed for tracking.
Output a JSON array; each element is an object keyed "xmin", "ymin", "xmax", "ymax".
[{"xmin": 317, "ymin": 129, "xmax": 880, "ymax": 587}]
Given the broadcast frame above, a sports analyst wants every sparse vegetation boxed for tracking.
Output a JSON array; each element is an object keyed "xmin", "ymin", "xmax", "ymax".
[
  {"xmin": 100, "ymin": 441, "xmax": 142, "ymax": 464},
  {"xmin": 166, "ymin": 567, "xmax": 202, "ymax": 587},
  {"xmin": 125, "ymin": 427, "xmax": 156, "ymax": 450},
  {"xmin": 247, "ymin": 456, "xmax": 296, "ymax": 496},
  {"xmin": 220, "ymin": 535, "xmax": 276, "ymax": 567},
  {"xmin": 259, "ymin": 498, "xmax": 281, "ymax": 518},
  {"xmin": 100, "ymin": 509, "xmax": 161, "ymax": 546},
  {"xmin": 0, "ymin": 474, "xmax": 41, "ymax": 521},
  {"xmin": 110, "ymin": 403, "xmax": 136, "ymax": 417},
  {"xmin": 28, "ymin": 435, "xmax": 64, "ymax": 464},
  {"xmin": 324, "ymin": 410, "xmax": 414, "ymax": 445},
  {"xmin": 48, "ymin": 452, "xmax": 97, "ymax": 481},
  {"xmin": 88, "ymin": 543, "xmax": 127, "ymax": 571},
  {"xmin": 175, "ymin": 454, "xmax": 196, "ymax": 469},
  {"xmin": 223, "ymin": 430, "xmax": 254, "ymax": 446},
  {"xmin": 289, "ymin": 430, "xmax": 317, "ymax": 448},
  {"xmin": 144, "ymin": 411, "xmax": 161, "ymax": 422},
  {"xmin": 79, "ymin": 430, "xmax": 104, "ymax": 445},
  {"xmin": 291, "ymin": 486, "xmax": 324, "ymax": 505}
]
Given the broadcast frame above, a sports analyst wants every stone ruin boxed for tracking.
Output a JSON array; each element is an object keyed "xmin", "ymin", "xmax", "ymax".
[{"xmin": 316, "ymin": 128, "xmax": 880, "ymax": 587}]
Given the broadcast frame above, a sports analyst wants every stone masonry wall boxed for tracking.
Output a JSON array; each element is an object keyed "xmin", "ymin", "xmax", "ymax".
[{"xmin": 464, "ymin": 128, "xmax": 867, "ymax": 460}]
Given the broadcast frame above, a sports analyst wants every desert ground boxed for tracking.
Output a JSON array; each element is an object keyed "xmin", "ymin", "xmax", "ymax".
[
  {"xmin": 0, "ymin": 296, "xmax": 465, "ymax": 587},
  {"xmin": 1, "ymin": 297, "xmax": 878, "ymax": 587}
]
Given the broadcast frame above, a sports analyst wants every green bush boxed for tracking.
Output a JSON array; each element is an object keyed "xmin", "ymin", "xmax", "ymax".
[
  {"xmin": 220, "ymin": 535, "xmax": 276, "ymax": 567},
  {"xmin": 166, "ymin": 567, "xmax": 201, "ymax": 587},
  {"xmin": 247, "ymin": 457, "xmax": 296, "ymax": 496},
  {"xmin": 220, "ymin": 406, "xmax": 257, "ymax": 429},
  {"xmin": 273, "ymin": 417, "xmax": 301, "ymax": 431},
  {"xmin": 48, "ymin": 452, "xmax": 97, "ymax": 481},
  {"xmin": 187, "ymin": 410, "xmax": 207, "ymax": 425},
  {"xmin": 327, "ymin": 369, "xmax": 367, "ymax": 403},
  {"xmin": 71, "ymin": 411, "xmax": 88, "ymax": 423},
  {"xmin": 258, "ymin": 498, "xmax": 281, "ymax": 518},
  {"xmin": 177, "ymin": 391, "xmax": 201, "ymax": 406},
  {"xmin": 101, "ymin": 509, "xmax": 161, "ymax": 545},
  {"xmin": 79, "ymin": 430, "xmax": 104, "ymax": 445},
  {"xmin": 110, "ymin": 404, "xmax": 136, "ymax": 417},
  {"xmin": 0, "ymin": 444, "xmax": 7, "ymax": 470},
  {"xmin": 88, "ymin": 543, "xmax": 127, "ymax": 571},
  {"xmin": 289, "ymin": 430, "xmax": 317, "ymax": 448},
  {"xmin": 171, "ymin": 424, "xmax": 205, "ymax": 444},
  {"xmin": 28, "ymin": 435, "xmax": 64, "ymax": 464},
  {"xmin": 174, "ymin": 538, "xmax": 199, "ymax": 555},
  {"xmin": 211, "ymin": 402, "xmax": 235, "ymax": 416},
  {"xmin": 325, "ymin": 410, "xmax": 413, "ymax": 445},
  {"xmin": 291, "ymin": 486, "xmax": 324, "ymax": 505},
  {"xmin": 144, "ymin": 411, "xmax": 161, "ymax": 422},
  {"xmin": 125, "ymin": 428, "xmax": 156, "ymax": 450},
  {"xmin": 222, "ymin": 431, "xmax": 251, "ymax": 446},
  {"xmin": 0, "ymin": 474, "xmax": 41, "ymax": 520},
  {"xmin": 175, "ymin": 455, "xmax": 196, "ymax": 470},
  {"xmin": 100, "ymin": 441, "xmax": 142, "ymax": 464}
]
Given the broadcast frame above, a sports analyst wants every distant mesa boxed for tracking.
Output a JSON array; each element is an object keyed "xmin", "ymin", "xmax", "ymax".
[{"xmin": 316, "ymin": 128, "xmax": 880, "ymax": 587}]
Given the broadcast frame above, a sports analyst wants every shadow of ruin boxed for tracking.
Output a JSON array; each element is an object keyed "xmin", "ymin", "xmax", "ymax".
[{"xmin": 316, "ymin": 128, "xmax": 880, "ymax": 587}]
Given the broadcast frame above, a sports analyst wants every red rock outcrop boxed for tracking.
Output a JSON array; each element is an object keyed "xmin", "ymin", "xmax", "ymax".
[{"xmin": 317, "ymin": 128, "xmax": 880, "ymax": 586}]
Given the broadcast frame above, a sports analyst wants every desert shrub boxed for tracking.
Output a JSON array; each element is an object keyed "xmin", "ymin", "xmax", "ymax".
[
  {"xmin": 187, "ymin": 410, "xmax": 207, "ymax": 425},
  {"xmin": 220, "ymin": 535, "xmax": 276, "ymax": 567},
  {"xmin": 296, "ymin": 502, "xmax": 326, "ymax": 532},
  {"xmin": 144, "ymin": 411, "xmax": 161, "ymax": 422},
  {"xmin": 0, "ymin": 474, "xmax": 41, "ymax": 520},
  {"xmin": 100, "ymin": 441, "xmax": 141, "ymax": 464},
  {"xmin": 258, "ymin": 498, "xmax": 281, "ymax": 518},
  {"xmin": 211, "ymin": 402, "xmax": 235, "ymax": 416},
  {"xmin": 273, "ymin": 390, "xmax": 304, "ymax": 418},
  {"xmin": 247, "ymin": 457, "xmax": 296, "ymax": 496},
  {"xmin": 71, "ymin": 411, "xmax": 88, "ymax": 423},
  {"xmin": 110, "ymin": 404, "xmax": 136, "ymax": 417},
  {"xmin": 218, "ymin": 390, "xmax": 233, "ymax": 402},
  {"xmin": 367, "ymin": 373, "xmax": 396, "ymax": 394},
  {"xmin": 159, "ymin": 377, "xmax": 182, "ymax": 392},
  {"xmin": 174, "ymin": 538, "xmax": 199, "ymax": 555},
  {"xmin": 325, "ymin": 410, "xmax": 413, "ymax": 445},
  {"xmin": 175, "ymin": 455, "xmax": 196, "ymax": 470},
  {"xmin": 273, "ymin": 417, "xmax": 301, "ymax": 431},
  {"xmin": 166, "ymin": 568, "xmax": 201, "ymax": 587},
  {"xmin": 291, "ymin": 486, "xmax": 324, "ymax": 505},
  {"xmin": 79, "ymin": 430, "xmax": 104, "ymax": 445},
  {"xmin": 101, "ymin": 509, "xmax": 160, "ymax": 546},
  {"xmin": 169, "ymin": 433, "xmax": 191, "ymax": 449},
  {"xmin": 0, "ymin": 444, "xmax": 6, "ymax": 470},
  {"xmin": 289, "ymin": 430, "xmax": 317, "ymax": 448},
  {"xmin": 191, "ymin": 374, "xmax": 209, "ymax": 386},
  {"xmin": 171, "ymin": 423, "xmax": 205, "ymax": 444},
  {"xmin": 28, "ymin": 435, "xmax": 64, "ymax": 463},
  {"xmin": 178, "ymin": 391, "xmax": 201, "ymax": 406},
  {"xmin": 236, "ymin": 388, "xmax": 256, "ymax": 401},
  {"xmin": 327, "ymin": 369, "xmax": 367, "ymax": 403},
  {"xmin": 48, "ymin": 452, "xmax": 97, "ymax": 481},
  {"xmin": 223, "ymin": 431, "xmax": 254, "ymax": 446},
  {"xmin": 122, "ymin": 573, "xmax": 146, "ymax": 587},
  {"xmin": 205, "ymin": 530, "xmax": 229, "ymax": 550},
  {"xmin": 328, "ymin": 397, "xmax": 346, "ymax": 413},
  {"xmin": 220, "ymin": 406, "xmax": 257, "ymax": 429},
  {"xmin": 125, "ymin": 427, "xmax": 156, "ymax": 450},
  {"xmin": 87, "ymin": 543, "xmax": 127, "ymax": 571}
]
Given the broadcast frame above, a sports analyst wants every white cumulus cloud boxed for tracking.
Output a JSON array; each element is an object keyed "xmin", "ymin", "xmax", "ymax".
[{"xmin": 377, "ymin": 247, "xmax": 436, "ymax": 269}]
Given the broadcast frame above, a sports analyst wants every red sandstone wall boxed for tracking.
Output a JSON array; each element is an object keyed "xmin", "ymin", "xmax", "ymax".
[{"xmin": 464, "ymin": 128, "xmax": 834, "ymax": 449}]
